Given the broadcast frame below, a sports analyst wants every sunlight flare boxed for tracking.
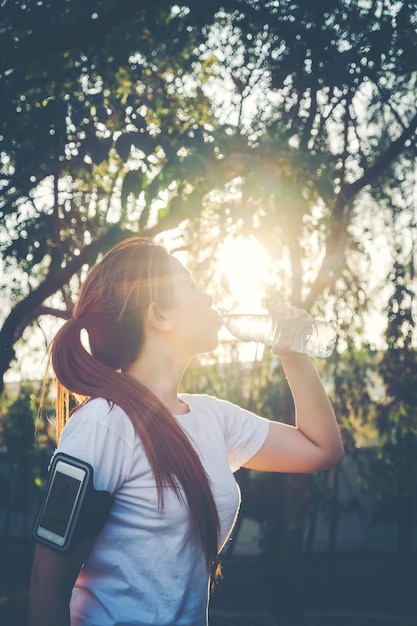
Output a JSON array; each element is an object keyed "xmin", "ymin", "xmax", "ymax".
[{"xmin": 216, "ymin": 236, "xmax": 272, "ymax": 311}]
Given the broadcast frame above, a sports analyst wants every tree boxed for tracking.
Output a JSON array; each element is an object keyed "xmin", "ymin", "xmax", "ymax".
[
  {"xmin": 373, "ymin": 257, "xmax": 417, "ymax": 587},
  {"xmin": 1, "ymin": 0, "xmax": 417, "ymax": 387},
  {"xmin": 177, "ymin": 4, "xmax": 417, "ymax": 613},
  {"xmin": 186, "ymin": 0, "xmax": 417, "ymax": 303},
  {"xmin": 0, "ymin": 382, "xmax": 52, "ymax": 539},
  {"xmin": 2, "ymin": 4, "xmax": 417, "ymax": 617},
  {"xmin": 0, "ymin": 1, "xmax": 233, "ymax": 388}
]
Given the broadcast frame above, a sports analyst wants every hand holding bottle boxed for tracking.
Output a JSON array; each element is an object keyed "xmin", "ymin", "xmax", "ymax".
[{"xmin": 268, "ymin": 303, "xmax": 310, "ymax": 356}]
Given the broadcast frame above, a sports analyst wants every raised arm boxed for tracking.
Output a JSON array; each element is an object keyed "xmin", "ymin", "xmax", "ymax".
[{"xmin": 244, "ymin": 306, "xmax": 344, "ymax": 473}]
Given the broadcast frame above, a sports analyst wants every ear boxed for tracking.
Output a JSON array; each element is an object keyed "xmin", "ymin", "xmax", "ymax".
[{"xmin": 147, "ymin": 302, "xmax": 172, "ymax": 331}]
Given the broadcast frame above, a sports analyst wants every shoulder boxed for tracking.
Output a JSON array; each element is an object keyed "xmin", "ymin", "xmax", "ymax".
[
  {"xmin": 181, "ymin": 393, "xmax": 237, "ymax": 411},
  {"xmin": 181, "ymin": 393, "xmax": 269, "ymax": 430},
  {"xmin": 58, "ymin": 398, "xmax": 136, "ymax": 492},
  {"xmin": 64, "ymin": 397, "xmax": 135, "ymax": 444},
  {"xmin": 181, "ymin": 392, "xmax": 254, "ymax": 413},
  {"xmin": 180, "ymin": 393, "xmax": 235, "ymax": 420},
  {"xmin": 181, "ymin": 393, "xmax": 218, "ymax": 410},
  {"xmin": 181, "ymin": 394, "xmax": 269, "ymax": 472}
]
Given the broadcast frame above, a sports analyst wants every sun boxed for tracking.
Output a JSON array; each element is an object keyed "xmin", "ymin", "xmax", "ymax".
[{"xmin": 216, "ymin": 236, "xmax": 272, "ymax": 311}]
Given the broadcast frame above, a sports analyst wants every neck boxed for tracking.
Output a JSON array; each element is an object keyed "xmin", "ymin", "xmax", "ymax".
[{"xmin": 124, "ymin": 341, "xmax": 189, "ymax": 415}]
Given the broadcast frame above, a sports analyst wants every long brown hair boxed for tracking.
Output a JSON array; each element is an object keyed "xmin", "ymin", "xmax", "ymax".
[{"xmin": 51, "ymin": 237, "xmax": 220, "ymax": 571}]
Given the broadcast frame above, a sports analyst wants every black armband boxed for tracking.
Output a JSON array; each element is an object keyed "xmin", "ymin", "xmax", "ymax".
[{"xmin": 33, "ymin": 453, "xmax": 114, "ymax": 552}]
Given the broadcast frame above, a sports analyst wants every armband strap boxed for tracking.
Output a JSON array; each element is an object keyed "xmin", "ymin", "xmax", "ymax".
[
  {"xmin": 33, "ymin": 452, "xmax": 114, "ymax": 552},
  {"xmin": 75, "ymin": 483, "xmax": 114, "ymax": 538}
]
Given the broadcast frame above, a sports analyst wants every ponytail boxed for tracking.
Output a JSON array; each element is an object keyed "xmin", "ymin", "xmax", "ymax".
[{"xmin": 50, "ymin": 238, "xmax": 220, "ymax": 573}]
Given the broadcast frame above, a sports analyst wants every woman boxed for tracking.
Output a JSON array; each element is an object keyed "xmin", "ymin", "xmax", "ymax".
[{"xmin": 29, "ymin": 236, "xmax": 344, "ymax": 626}]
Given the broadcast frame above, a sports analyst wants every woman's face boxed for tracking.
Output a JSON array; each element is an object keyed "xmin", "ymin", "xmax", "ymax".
[{"xmin": 164, "ymin": 256, "xmax": 221, "ymax": 357}]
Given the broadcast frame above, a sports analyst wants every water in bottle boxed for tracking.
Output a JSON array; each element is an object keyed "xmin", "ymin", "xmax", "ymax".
[{"xmin": 221, "ymin": 312, "xmax": 337, "ymax": 358}]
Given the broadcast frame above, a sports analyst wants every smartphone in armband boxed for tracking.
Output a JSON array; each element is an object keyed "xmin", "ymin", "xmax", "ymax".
[{"xmin": 33, "ymin": 453, "xmax": 114, "ymax": 552}]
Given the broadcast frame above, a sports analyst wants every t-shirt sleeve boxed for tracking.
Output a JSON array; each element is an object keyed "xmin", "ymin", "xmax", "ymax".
[
  {"xmin": 56, "ymin": 398, "xmax": 135, "ymax": 494},
  {"xmin": 211, "ymin": 396, "xmax": 270, "ymax": 472}
]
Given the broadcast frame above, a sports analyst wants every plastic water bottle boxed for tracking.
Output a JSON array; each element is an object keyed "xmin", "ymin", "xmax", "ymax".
[{"xmin": 221, "ymin": 312, "xmax": 337, "ymax": 358}]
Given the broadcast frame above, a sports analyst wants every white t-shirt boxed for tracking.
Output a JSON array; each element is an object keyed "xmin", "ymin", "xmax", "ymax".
[{"xmin": 57, "ymin": 393, "xmax": 270, "ymax": 626}]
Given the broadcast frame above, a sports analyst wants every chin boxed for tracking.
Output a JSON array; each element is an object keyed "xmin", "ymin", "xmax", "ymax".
[
  {"xmin": 210, "ymin": 337, "xmax": 220, "ymax": 351},
  {"xmin": 199, "ymin": 334, "xmax": 219, "ymax": 355}
]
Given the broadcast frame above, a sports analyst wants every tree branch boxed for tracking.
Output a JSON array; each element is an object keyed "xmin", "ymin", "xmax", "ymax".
[
  {"xmin": 305, "ymin": 110, "xmax": 417, "ymax": 309},
  {"xmin": 0, "ymin": 228, "xmax": 120, "ymax": 393},
  {"xmin": 0, "ymin": 201, "xmax": 190, "ymax": 393}
]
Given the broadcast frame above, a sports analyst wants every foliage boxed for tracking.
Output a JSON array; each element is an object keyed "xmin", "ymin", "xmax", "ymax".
[
  {"xmin": 1, "ymin": 1, "xmax": 417, "ymax": 586},
  {"xmin": 169, "ymin": 0, "xmax": 417, "ymax": 353},
  {"xmin": 371, "ymin": 258, "xmax": 417, "ymax": 569},
  {"xmin": 0, "ymin": 382, "xmax": 52, "ymax": 540},
  {"xmin": 0, "ymin": 1, "xmax": 228, "ymax": 387},
  {"xmin": 1, "ymin": 0, "xmax": 417, "ymax": 388}
]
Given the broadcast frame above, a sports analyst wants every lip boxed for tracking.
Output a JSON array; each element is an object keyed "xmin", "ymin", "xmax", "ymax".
[{"xmin": 213, "ymin": 310, "xmax": 222, "ymax": 328}]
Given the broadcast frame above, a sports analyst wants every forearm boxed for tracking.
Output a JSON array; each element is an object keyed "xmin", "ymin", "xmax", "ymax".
[
  {"xmin": 244, "ymin": 305, "xmax": 344, "ymax": 474},
  {"xmin": 29, "ymin": 583, "xmax": 71, "ymax": 626},
  {"xmin": 28, "ymin": 541, "xmax": 91, "ymax": 626},
  {"xmin": 280, "ymin": 352, "xmax": 344, "ymax": 466}
]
